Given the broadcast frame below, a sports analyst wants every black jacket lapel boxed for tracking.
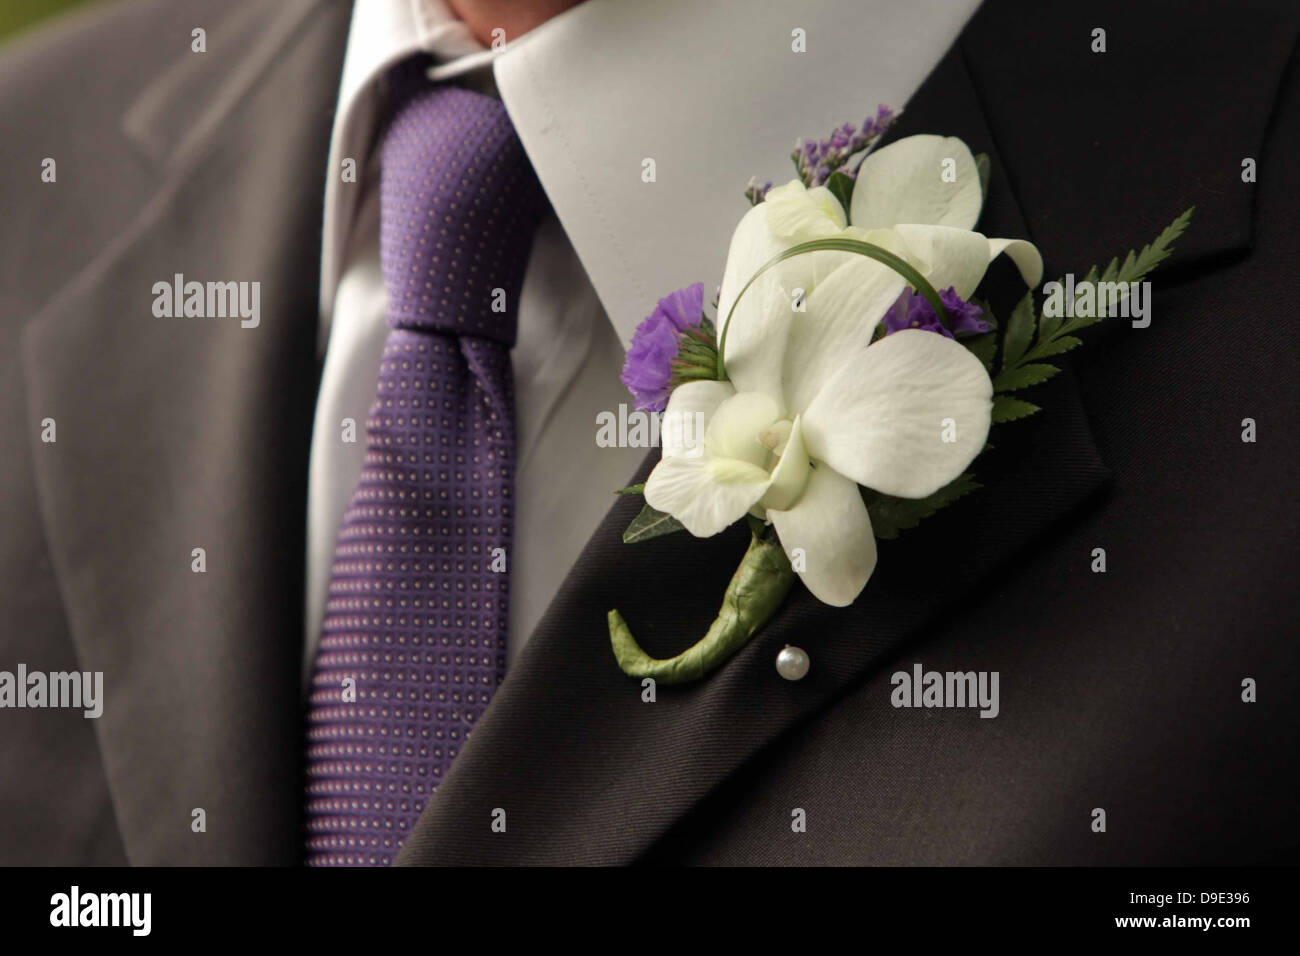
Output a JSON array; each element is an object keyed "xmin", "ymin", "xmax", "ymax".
[
  {"xmin": 400, "ymin": 0, "xmax": 1293, "ymax": 866},
  {"xmin": 955, "ymin": 0, "xmax": 1291, "ymax": 275}
]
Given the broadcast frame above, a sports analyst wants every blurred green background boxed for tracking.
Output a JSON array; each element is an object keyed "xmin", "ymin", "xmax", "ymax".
[{"xmin": 0, "ymin": 0, "xmax": 100, "ymax": 44}]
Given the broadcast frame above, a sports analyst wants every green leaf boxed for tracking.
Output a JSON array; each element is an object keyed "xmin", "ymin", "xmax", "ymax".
[
  {"xmin": 613, "ymin": 483, "xmax": 645, "ymax": 496},
  {"xmin": 669, "ymin": 365, "xmax": 720, "ymax": 383},
  {"xmin": 1117, "ymin": 208, "xmax": 1194, "ymax": 282},
  {"xmin": 1059, "ymin": 311, "xmax": 1107, "ymax": 334},
  {"xmin": 999, "ymin": 291, "xmax": 1036, "ymax": 373},
  {"xmin": 676, "ymin": 340, "xmax": 716, "ymax": 359},
  {"xmin": 977, "ymin": 209, "xmax": 1190, "ymax": 430},
  {"xmin": 865, "ymin": 473, "xmax": 981, "ymax": 541},
  {"xmin": 993, "ymin": 362, "xmax": 1060, "ymax": 393},
  {"xmin": 963, "ymin": 331, "xmax": 997, "ymax": 374},
  {"xmin": 1021, "ymin": 335, "xmax": 1082, "ymax": 361},
  {"xmin": 971, "ymin": 298, "xmax": 999, "ymax": 332},
  {"xmin": 1056, "ymin": 207, "xmax": 1194, "ymax": 337},
  {"xmin": 975, "ymin": 152, "xmax": 991, "ymax": 205},
  {"xmin": 1037, "ymin": 311, "xmax": 1061, "ymax": 340},
  {"xmin": 825, "ymin": 170, "xmax": 856, "ymax": 213},
  {"xmin": 669, "ymin": 315, "xmax": 721, "ymax": 386},
  {"xmin": 1040, "ymin": 265, "xmax": 1086, "ymax": 339},
  {"xmin": 991, "ymin": 395, "xmax": 1041, "ymax": 423},
  {"xmin": 622, "ymin": 503, "xmax": 686, "ymax": 544}
]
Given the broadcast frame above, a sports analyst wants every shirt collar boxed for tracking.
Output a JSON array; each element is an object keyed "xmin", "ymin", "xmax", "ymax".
[{"xmin": 492, "ymin": 0, "xmax": 980, "ymax": 345}]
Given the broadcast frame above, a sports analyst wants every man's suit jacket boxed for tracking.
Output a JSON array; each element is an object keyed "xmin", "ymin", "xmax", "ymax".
[{"xmin": 1, "ymin": 0, "xmax": 1296, "ymax": 865}]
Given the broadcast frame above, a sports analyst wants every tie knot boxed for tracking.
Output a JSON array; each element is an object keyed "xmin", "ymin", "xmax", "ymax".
[{"xmin": 380, "ymin": 82, "xmax": 545, "ymax": 346}]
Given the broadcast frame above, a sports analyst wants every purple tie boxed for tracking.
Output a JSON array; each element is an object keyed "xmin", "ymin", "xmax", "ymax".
[{"xmin": 304, "ymin": 79, "xmax": 545, "ymax": 866}]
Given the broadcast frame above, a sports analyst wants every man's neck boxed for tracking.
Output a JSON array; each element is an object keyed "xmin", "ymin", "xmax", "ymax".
[{"xmin": 445, "ymin": 0, "xmax": 584, "ymax": 47}]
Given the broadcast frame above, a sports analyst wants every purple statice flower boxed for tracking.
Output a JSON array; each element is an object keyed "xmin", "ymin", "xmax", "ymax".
[
  {"xmin": 790, "ymin": 105, "xmax": 898, "ymax": 188},
  {"xmin": 744, "ymin": 176, "xmax": 774, "ymax": 206},
  {"xmin": 620, "ymin": 282, "xmax": 706, "ymax": 412},
  {"xmin": 883, "ymin": 286, "xmax": 988, "ymax": 340}
]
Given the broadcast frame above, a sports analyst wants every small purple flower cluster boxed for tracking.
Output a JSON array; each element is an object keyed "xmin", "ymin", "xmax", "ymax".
[
  {"xmin": 744, "ymin": 176, "xmax": 774, "ymax": 207},
  {"xmin": 620, "ymin": 283, "xmax": 707, "ymax": 412},
  {"xmin": 792, "ymin": 105, "xmax": 897, "ymax": 188},
  {"xmin": 884, "ymin": 287, "xmax": 989, "ymax": 340}
]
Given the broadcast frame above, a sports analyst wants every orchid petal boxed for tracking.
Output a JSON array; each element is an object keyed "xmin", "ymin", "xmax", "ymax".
[
  {"xmin": 644, "ymin": 451, "xmax": 770, "ymax": 538},
  {"xmin": 892, "ymin": 223, "xmax": 991, "ymax": 299},
  {"xmin": 763, "ymin": 181, "xmax": 846, "ymax": 238},
  {"xmin": 716, "ymin": 203, "xmax": 799, "ymax": 408},
  {"xmin": 782, "ymin": 237, "xmax": 909, "ymax": 414},
  {"xmin": 850, "ymin": 134, "xmax": 982, "ymax": 231},
  {"xmin": 660, "ymin": 380, "xmax": 734, "ymax": 459},
  {"xmin": 801, "ymin": 329, "xmax": 992, "ymax": 499},
  {"xmin": 704, "ymin": 392, "xmax": 781, "ymax": 469},
  {"xmin": 769, "ymin": 463, "xmax": 878, "ymax": 607},
  {"xmin": 988, "ymin": 236, "xmax": 1044, "ymax": 289},
  {"xmin": 759, "ymin": 415, "xmax": 811, "ymax": 512},
  {"xmin": 718, "ymin": 182, "xmax": 857, "ymax": 406}
]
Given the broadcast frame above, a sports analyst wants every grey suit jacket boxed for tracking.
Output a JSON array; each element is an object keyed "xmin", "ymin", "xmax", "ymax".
[{"xmin": 2, "ymin": 0, "xmax": 349, "ymax": 864}]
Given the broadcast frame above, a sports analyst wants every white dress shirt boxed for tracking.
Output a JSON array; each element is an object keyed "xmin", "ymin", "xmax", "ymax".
[{"xmin": 308, "ymin": 0, "xmax": 982, "ymax": 683}]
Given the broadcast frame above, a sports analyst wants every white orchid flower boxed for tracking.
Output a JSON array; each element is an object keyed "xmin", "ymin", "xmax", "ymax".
[{"xmin": 644, "ymin": 135, "xmax": 1041, "ymax": 607}]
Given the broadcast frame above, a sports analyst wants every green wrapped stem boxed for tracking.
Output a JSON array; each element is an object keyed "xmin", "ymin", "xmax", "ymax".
[{"xmin": 608, "ymin": 531, "xmax": 797, "ymax": 684}]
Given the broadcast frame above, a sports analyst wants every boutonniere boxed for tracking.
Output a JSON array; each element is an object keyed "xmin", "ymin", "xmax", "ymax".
[{"xmin": 610, "ymin": 108, "xmax": 1193, "ymax": 684}]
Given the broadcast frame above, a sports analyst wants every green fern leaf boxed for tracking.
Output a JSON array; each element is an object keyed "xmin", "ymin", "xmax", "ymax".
[
  {"xmin": 865, "ymin": 473, "xmax": 981, "ymax": 540},
  {"xmin": 975, "ymin": 152, "xmax": 991, "ymax": 205},
  {"xmin": 999, "ymin": 292, "xmax": 1036, "ymax": 373},
  {"xmin": 964, "ymin": 331, "xmax": 997, "ymax": 373},
  {"xmin": 992, "ymin": 395, "xmax": 1040, "ymax": 423},
  {"xmin": 1021, "ymin": 335, "xmax": 1083, "ymax": 362},
  {"xmin": 1117, "ymin": 206, "xmax": 1194, "ymax": 284},
  {"xmin": 994, "ymin": 362, "xmax": 1060, "ymax": 393}
]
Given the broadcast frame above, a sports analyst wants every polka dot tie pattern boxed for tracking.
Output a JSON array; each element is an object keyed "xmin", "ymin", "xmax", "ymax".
[{"xmin": 304, "ymin": 79, "xmax": 546, "ymax": 867}]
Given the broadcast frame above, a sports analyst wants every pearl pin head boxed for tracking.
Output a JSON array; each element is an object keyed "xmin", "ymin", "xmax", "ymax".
[{"xmin": 775, "ymin": 645, "xmax": 810, "ymax": 681}]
